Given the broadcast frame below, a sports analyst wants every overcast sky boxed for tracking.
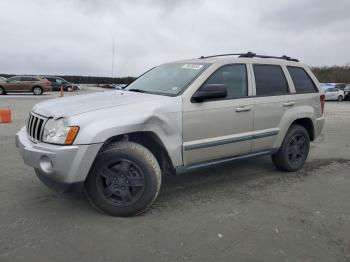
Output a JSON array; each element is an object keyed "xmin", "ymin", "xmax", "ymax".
[{"xmin": 0, "ymin": 0, "xmax": 349, "ymax": 77}]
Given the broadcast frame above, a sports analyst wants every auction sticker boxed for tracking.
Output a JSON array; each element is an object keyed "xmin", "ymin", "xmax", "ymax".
[{"xmin": 182, "ymin": 64, "xmax": 203, "ymax": 70}]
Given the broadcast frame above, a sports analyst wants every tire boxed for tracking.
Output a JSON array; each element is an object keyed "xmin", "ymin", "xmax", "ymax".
[
  {"xmin": 0, "ymin": 87, "xmax": 6, "ymax": 95},
  {"xmin": 338, "ymin": 95, "xmax": 343, "ymax": 102},
  {"xmin": 84, "ymin": 141, "xmax": 161, "ymax": 217},
  {"xmin": 32, "ymin": 86, "xmax": 43, "ymax": 95},
  {"xmin": 271, "ymin": 124, "xmax": 310, "ymax": 172}
]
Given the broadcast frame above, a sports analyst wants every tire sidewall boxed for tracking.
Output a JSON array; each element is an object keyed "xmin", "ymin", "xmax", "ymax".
[
  {"xmin": 0, "ymin": 87, "xmax": 5, "ymax": 95},
  {"xmin": 85, "ymin": 144, "xmax": 160, "ymax": 216},
  {"xmin": 274, "ymin": 125, "xmax": 310, "ymax": 172}
]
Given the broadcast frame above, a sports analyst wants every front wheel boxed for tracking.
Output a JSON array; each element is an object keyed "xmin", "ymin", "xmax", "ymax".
[
  {"xmin": 84, "ymin": 141, "xmax": 161, "ymax": 217},
  {"xmin": 338, "ymin": 95, "xmax": 343, "ymax": 102},
  {"xmin": 272, "ymin": 124, "xmax": 310, "ymax": 172},
  {"xmin": 0, "ymin": 87, "xmax": 6, "ymax": 95}
]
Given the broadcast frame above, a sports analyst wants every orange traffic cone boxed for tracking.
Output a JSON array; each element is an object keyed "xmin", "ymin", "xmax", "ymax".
[
  {"xmin": 0, "ymin": 106, "xmax": 11, "ymax": 124},
  {"xmin": 59, "ymin": 85, "xmax": 64, "ymax": 97}
]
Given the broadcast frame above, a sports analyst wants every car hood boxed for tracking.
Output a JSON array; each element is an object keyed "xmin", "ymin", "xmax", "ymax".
[{"xmin": 32, "ymin": 90, "xmax": 168, "ymax": 118}]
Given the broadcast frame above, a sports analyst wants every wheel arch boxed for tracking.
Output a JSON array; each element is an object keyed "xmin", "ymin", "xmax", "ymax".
[
  {"xmin": 291, "ymin": 117, "xmax": 315, "ymax": 141},
  {"xmin": 99, "ymin": 131, "xmax": 176, "ymax": 175}
]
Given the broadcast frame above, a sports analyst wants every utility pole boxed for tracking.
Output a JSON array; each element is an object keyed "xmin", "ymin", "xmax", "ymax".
[{"xmin": 112, "ymin": 36, "xmax": 115, "ymax": 83}]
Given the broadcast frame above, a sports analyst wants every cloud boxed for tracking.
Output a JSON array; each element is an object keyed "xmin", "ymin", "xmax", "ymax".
[{"xmin": 0, "ymin": 0, "xmax": 349, "ymax": 77}]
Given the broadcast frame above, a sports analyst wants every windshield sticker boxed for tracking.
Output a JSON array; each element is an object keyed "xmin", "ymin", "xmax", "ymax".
[{"xmin": 182, "ymin": 64, "xmax": 203, "ymax": 70}]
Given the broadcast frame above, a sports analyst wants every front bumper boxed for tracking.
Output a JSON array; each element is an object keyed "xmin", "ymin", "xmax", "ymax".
[{"xmin": 16, "ymin": 127, "xmax": 103, "ymax": 192}]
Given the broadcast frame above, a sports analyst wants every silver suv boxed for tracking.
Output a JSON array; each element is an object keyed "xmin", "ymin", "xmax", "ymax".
[{"xmin": 16, "ymin": 52, "xmax": 325, "ymax": 216}]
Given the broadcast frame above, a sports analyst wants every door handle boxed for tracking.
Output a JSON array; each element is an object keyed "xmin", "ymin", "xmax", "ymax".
[
  {"xmin": 235, "ymin": 106, "xmax": 252, "ymax": 112},
  {"xmin": 283, "ymin": 102, "xmax": 295, "ymax": 107}
]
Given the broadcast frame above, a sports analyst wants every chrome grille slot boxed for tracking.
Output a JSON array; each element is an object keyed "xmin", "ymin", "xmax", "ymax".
[{"xmin": 26, "ymin": 113, "xmax": 47, "ymax": 142}]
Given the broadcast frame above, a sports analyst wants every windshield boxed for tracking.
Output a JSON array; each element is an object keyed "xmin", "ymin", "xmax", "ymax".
[{"xmin": 125, "ymin": 63, "xmax": 209, "ymax": 96}]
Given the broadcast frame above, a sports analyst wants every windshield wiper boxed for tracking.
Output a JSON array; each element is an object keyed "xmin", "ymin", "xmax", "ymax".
[{"xmin": 128, "ymin": 88, "xmax": 148, "ymax": 93}]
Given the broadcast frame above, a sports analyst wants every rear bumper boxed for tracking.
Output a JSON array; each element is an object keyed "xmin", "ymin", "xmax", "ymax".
[
  {"xmin": 16, "ymin": 127, "xmax": 103, "ymax": 192},
  {"xmin": 315, "ymin": 116, "xmax": 325, "ymax": 138}
]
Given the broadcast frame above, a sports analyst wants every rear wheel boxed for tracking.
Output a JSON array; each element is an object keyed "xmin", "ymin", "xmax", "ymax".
[
  {"xmin": 84, "ymin": 141, "xmax": 161, "ymax": 216},
  {"xmin": 32, "ymin": 86, "xmax": 43, "ymax": 95},
  {"xmin": 338, "ymin": 95, "xmax": 343, "ymax": 102},
  {"xmin": 272, "ymin": 124, "xmax": 310, "ymax": 172},
  {"xmin": 0, "ymin": 87, "xmax": 6, "ymax": 95}
]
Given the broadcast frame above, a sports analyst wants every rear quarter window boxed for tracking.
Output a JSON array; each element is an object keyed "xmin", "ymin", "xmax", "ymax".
[
  {"xmin": 21, "ymin": 77, "xmax": 38, "ymax": 81},
  {"xmin": 253, "ymin": 64, "xmax": 289, "ymax": 96},
  {"xmin": 287, "ymin": 66, "xmax": 317, "ymax": 93}
]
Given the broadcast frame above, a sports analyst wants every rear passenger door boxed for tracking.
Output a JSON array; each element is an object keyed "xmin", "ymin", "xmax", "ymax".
[
  {"xmin": 251, "ymin": 64, "xmax": 293, "ymax": 152},
  {"xmin": 20, "ymin": 76, "xmax": 36, "ymax": 91}
]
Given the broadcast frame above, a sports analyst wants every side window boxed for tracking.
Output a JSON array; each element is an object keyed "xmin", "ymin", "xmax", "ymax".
[
  {"xmin": 287, "ymin": 66, "xmax": 317, "ymax": 93},
  {"xmin": 253, "ymin": 65, "xmax": 289, "ymax": 96},
  {"xmin": 203, "ymin": 64, "xmax": 248, "ymax": 99},
  {"xmin": 20, "ymin": 77, "xmax": 37, "ymax": 81},
  {"xmin": 9, "ymin": 76, "xmax": 21, "ymax": 82}
]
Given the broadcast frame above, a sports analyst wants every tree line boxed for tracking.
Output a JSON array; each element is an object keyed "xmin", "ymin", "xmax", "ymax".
[
  {"xmin": 311, "ymin": 66, "xmax": 350, "ymax": 83},
  {"xmin": 1, "ymin": 65, "xmax": 350, "ymax": 84}
]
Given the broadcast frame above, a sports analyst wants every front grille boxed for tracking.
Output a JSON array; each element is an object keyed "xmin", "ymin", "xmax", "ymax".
[{"xmin": 26, "ymin": 113, "xmax": 47, "ymax": 142}]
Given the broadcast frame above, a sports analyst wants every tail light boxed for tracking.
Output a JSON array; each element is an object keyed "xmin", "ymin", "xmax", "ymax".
[
  {"xmin": 42, "ymin": 79, "xmax": 51, "ymax": 86},
  {"xmin": 320, "ymin": 94, "xmax": 325, "ymax": 114}
]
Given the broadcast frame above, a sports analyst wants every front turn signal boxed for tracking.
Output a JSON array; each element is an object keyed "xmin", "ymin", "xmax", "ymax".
[{"xmin": 64, "ymin": 126, "xmax": 80, "ymax": 145}]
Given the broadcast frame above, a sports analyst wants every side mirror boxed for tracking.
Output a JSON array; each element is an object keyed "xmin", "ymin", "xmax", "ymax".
[{"xmin": 192, "ymin": 84, "xmax": 227, "ymax": 102}]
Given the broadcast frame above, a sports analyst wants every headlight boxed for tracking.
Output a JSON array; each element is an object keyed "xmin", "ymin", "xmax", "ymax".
[{"xmin": 42, "ymin": 118, "xmax": 79, "ymax": 145}]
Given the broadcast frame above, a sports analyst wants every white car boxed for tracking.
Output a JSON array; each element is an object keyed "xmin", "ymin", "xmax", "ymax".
[{"xmin": 325, "ymin": 87, "xmax": 344, "ymax": 101}]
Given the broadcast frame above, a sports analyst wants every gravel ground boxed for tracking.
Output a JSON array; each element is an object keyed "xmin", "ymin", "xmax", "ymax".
[{"xmin": 0, "ymin": 92, "xmax": 350, "ymax": 262}]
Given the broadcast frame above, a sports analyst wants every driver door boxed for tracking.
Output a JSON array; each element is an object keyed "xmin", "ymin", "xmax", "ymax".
[{"xmin": 182, "ymin": 64, "xmax": 254, "ymax": 166}]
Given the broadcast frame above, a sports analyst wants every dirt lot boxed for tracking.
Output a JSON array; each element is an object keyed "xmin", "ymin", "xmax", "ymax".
[{"xmin": 1, "ymin": 92, "xmax": 350, "ymax": 262}]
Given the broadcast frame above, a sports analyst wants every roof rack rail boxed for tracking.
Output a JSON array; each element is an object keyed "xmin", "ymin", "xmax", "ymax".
[{"xmin": 199, "ymin": 52, "xmax": 299, "ymax": 62}]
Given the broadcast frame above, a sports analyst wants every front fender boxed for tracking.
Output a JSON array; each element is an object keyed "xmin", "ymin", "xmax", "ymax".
[{"xmin": 70, "ymin": 98, "xmax": 183, "ymax": 167}]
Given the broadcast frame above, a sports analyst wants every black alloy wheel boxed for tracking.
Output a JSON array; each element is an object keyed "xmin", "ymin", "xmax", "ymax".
[
  {"xmin": 96, "ymin": 159, "xmax": 146, "ymax": 206},
  {"xmin": 287, "ymin": 134, "xmax": 307, "ymax": 166}
]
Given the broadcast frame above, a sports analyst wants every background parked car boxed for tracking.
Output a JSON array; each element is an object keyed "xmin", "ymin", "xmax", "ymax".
[
  {"xmin": 0, "ymin": 76, "xmax": 51, "ymax": 95},
  {"xmin": 96, "ymin": 83, "xmax": 114, "ymax": 89},
  {"xmin": 45, "ymin": 76, "xmax": 80, "ymax": 91},
  {"xmin": 0, "ymin": 77, "xmax": 7, "ymax": 82},
  {"xmin": 96, "ymin": 83, "xmax": 127, "ymax": 89},
  {"xmin": 343, "ymin": 85, "xmax": 350, "ymax": 100},
  {"xmin": 335, "ymin": 83, "xmax": 347, "ymax": 90},
  {"xmin": 325, "ymin": 87, "xmax": 345, "ymax": 101},
  {"xmin": 320, "ymin": 83, "xmax": 336, "ymax": 90}
]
